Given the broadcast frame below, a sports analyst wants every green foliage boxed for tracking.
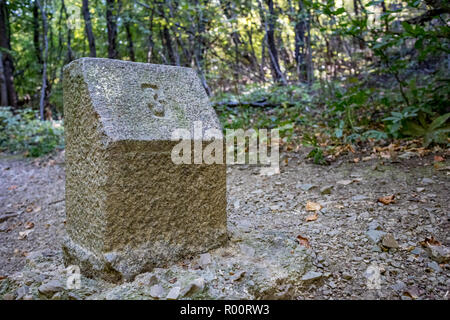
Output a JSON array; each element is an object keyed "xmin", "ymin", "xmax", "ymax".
[
  {"xmin": 301, "ymin": 133, "xmax": 327, "ymax": 165},
  {"xmin": 0, "ymin": 107, "xmax": 64, "ymax": 157},
  {"xmin": 401, "ymin": 112, "xmax": 450, "ymax": 147}
]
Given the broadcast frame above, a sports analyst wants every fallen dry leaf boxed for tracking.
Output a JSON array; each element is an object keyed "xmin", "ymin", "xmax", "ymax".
[
  {"xmin": 18, "ymin": 229, "xmax": 32, "ymax": 240},
  {"xmin": 305, "ymin": 201, "xmax": 322, "ymax": 211},
  {"xmin": 0, "ymin": 275, "xmax": 6, "ymax": 280},
  {"xmin": 419, "ymin": 236, "xmax": 441, "ymax": 247},
  {"xmin": 25, "ymin": 222, "xmax": 34, "ymax": 229},
  {"xmin": 296, "ymin": 235, "xmax": 311, "ymax": 248},
  {"xmin": 305, "ymin": 212, "xmax": 318, "ymax": 222},
  {"xmin": 434, "ymin": 155, "xmax": 444, "ymax": 162},
  {"xmin": 403, "ymin": 287, "xmax": 420, "ymax": 299},
  {"xmin": 378, "ymin": 195, "xmax": 395, "ymax": 205}
]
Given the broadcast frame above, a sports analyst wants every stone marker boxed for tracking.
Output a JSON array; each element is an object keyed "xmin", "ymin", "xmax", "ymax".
[{"xmin": 62, "ymin": 58, "xmax": 227, "ymax": 282}]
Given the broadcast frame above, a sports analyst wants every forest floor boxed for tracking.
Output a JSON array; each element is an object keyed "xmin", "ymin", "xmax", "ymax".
[{"xmin": 0, "ymin": 149, "xmax": 449, "ymax": 300}]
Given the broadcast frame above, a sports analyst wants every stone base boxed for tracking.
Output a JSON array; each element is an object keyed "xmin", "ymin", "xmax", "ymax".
[{"xmin": 62, "ymin": 231, "xmax": 228, "ymax": 283}]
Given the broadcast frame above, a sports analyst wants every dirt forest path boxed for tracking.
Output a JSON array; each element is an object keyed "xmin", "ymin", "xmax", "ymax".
[{"xmin": 0, "ymin": 150, "xmax": 449, "ymax": 299}]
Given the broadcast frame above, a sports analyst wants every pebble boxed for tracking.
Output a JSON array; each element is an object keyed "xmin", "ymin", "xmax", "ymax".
[
  {"xmin": 166, "ymin": 286, "xmax": 181, "ymax": 300},
  {"xmin": 342, "ymin": 272, "xmax": 353, "ymax": 280},
  {"xmin": 149, "ymin": 284, "xmax": 165, "ymax": 299},
  {"xmin": 391, "ymin": 281, "xmax": 406, "ymax": 292},
  {"xmin": 382, "ymin": 234, "xmax": 399, "ymax": 249},
  {"xmin": 421, "ymin": 178, "xmax": 434, "ymax": 186},
  {"xmin": 366, "ymin": 230, "xmax": 386, "ymax": 244},
  {"xmin": 38, "ymin": 280, "xmax": 64, "ymax": 296},
  {"xmin": 320, "ymin": 185, "xmax": 333, "ymax": 195},
  {"xmin": 427, "ymin": 261, "xmax": 442, "ymax": 273},
  {"xmin": 198, "ymin": 253, "xmax": 212, "ymax": 267},
  {"xmin": 301, "ymin": 271, "xmax": 323, "ymax": 282}
]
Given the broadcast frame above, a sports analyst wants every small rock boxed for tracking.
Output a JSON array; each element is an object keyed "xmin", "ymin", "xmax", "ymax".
[
  {"xmin": 352, "ymin": 195, "xmax": 369, "ymax": 201},
  {"xmin": 410, "ymin": 247, "xmax": 425, "ymax": 256},
  {"xmin": 301, "ymin": 271, "xmax": 323, "ymax": 282},
  {"xmin": 51, "ymin": 292, "xmax": 63, "ymax": 300},
  {"xmin": 427, "ymin": 261, "xmax": 442, "ymax": 273},
  {"xmin": 424, "ymin": 244, "xmax": 450, "ymax": 264},
  {"xmin": 421, "ymin": 178, "xmax": 434, "ymax": 185},
  {"xmin": 16, "ymin": 286, "xmax": 29, "ymax": 300},
  {"xmin": 240, "ymin": 244, "xmax": 255, "ymax": 257},
  {"xmin": 368, "ymin": 221, "xmax": 380, "ymax": 231},
  {"xmin": 382, "ymin": 234, "xmax": 399, "ymax": 249},
  {"xmin": 231, "ymin": 271, "xmax": 246, "ymax": 282},
  {"xmin": 399, "ymin": 152, "xmax": 415, "ymax": 160},
  {"xmin": 371, "ymin": 245, "xmax": 382, "ymax": 252},
  {"xmin": 342, "ymin": 272, "xmax": 353, "ymax": 280},
  {"xmin": 149, "ymin": 284, "xmax": 165, "ymax": 299},
  {"xmin": 391, "ymin": 281, "xmax": 406, "ymax": 292},
  {"xmin": 166, "ymin": 286, "xmax": 181, "ymax": 300},
  {"xmin": 198, "ymin": 253, "xmax": 212, "ymax": 267},
  {"xmin": 182, "ymin": 278, "xmax": 205, "ymax": 297},
  {"xmin": 320, "ymin": 185, "xmax": 333, "ymax": 195},
  {"xmin": 299, "ymin": 184, "xmax": 316, "ymax": 191},
  {"xmin": 38, "ymin": 280, "xmax": 64, "ymax": 297},
  {"xmin": 366, "ymin": 230, "xmax": 386, "ymax": 244},
  {"xmin": 67, "ymin": 292, "xmax": 82, "ymax": 300}
]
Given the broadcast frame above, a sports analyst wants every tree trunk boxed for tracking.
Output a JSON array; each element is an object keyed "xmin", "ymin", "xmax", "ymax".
[
  {"xmin": 32, "ymin": 1, "xmax": 42, "ymax": 66},
  {"xmin": 289, "ymin": 0, "xmax": 307, "ymax": 82},
  {"xmin": 62, "ymin": 0, "xmax": 74, "ymax": 62},
  {"xmin": 305, "ymin": 8, "xmax": 313, "ymax": 84},
  {"xmin": 162, "ymin": 25, "xmax": 176, "ymax": 65},
  {"xmin": 125, "ymin": 20, "xmax": 135, "ymax": 61},
  {"xmin": 0, "ymin": 52, "xmax": 7, "ymax": 106},
  {"xmin": 147, "ymin": 2, "xmax": 154, "ymax": 63},
  {"xmin": 106, "ymin": 0, "xmax": 120, "ymax": 59},
  {"xmin": 82, "ymin": 0, "xmax": 96, "ymax": 57},
  {"xmin": 259, "ymin": 0, "xmax": 286, "ymax": 85},
  {"xmin": 0, "ymin": 0, "xmax": 17, "ymax": 108},
  {"xmin": 36, "ymin": 0, "xmax": 48, "ymax": 120}
]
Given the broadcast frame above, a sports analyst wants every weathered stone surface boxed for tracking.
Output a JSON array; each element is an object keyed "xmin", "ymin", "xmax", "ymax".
[{"xmin": 62, "ymin": 58, "xmax": 227, "ymax": 282}]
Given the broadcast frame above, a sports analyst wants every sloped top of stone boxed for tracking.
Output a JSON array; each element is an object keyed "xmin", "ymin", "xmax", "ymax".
[{"xmin": 64, "ymin": 58, "xmax": 222, "ymax": 142}]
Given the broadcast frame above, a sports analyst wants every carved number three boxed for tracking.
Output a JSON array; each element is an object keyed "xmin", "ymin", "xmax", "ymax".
[{"xmin": 141, "ymin": 83, "xmax": 165, "ymax": 118}]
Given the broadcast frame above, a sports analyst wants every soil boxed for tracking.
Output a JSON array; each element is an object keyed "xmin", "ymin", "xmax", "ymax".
[{"xmin": 0, "ymin": 149, "xmax": 449, "ymax": 300}]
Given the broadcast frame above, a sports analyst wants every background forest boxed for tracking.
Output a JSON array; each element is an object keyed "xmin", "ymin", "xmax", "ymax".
[{"xmin": 0, "ymin": 0, "xmax": 449, "ymax": 158}]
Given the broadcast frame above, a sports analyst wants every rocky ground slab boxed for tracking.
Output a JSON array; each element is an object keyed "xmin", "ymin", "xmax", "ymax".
[{"xmin": 0, "ymin": 150, "xmax": 449, "ymax": 300}]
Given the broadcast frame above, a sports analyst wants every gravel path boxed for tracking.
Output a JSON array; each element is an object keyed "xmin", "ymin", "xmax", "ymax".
[{"xmin": 0, "ymin": 150, "xmax": 449, "ymax": 299}]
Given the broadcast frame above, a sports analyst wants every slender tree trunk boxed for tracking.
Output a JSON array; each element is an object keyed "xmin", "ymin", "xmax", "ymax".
[
  {"xmin": 191, "ymin": 0, "xmax": 211, "ymax": 95},
  {"xmin": 32, "ymin": 1, "xmax": 42, "ymax": 66},
  {"xmin": 289, "ymin": 0, "xmax": 307, "ymax": 82},
  {"xmin": 36, "ymin": 0, "xmax": 48, "ymax": 120},
  {"xmin": 61, "ymin": 0, "xmax": 74, "ymax": 62},
  {"xmin": 82, "ymin": 0, "xmax": 96, "ymax": 57},
  {"xmin": 306, "ymin": 8, "xmax": 313, "ymax": 84},
  {"xmin": 0, "ymin": 52, "xmax": 7, "ymax": 106},
  {"xmin": 125, "ymin": 20, "xmax": 135, "ymax": 61},
  {"xmin": 147, "ymin": 3, "xmax": 154, "ymax": 63},
  {"xmin": 259, "ymin": 0, "xmax": 286, "ymax": 85},
  {"xmin": 0, "ymin": 0, "xmax": 17, "ymax": 108},
  {"xmin": 162, "ymin": 25, "xmax": 176, "ymax": 65},
  {"xmin": 106, "ymin": 0, "xmax": 120, "ymax": 59}
]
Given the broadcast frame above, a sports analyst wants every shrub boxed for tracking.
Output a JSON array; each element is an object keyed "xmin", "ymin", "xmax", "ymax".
[{"xmin": 0, "ymin": 107, "xmax": 64, "ymax": 157}]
